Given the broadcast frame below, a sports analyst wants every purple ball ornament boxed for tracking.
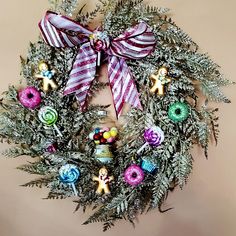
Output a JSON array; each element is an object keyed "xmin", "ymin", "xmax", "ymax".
[
  {"xmin": 137, "ymin": 126, "xmax": 164, "ymax": 155},
  {"xmin": 124, "ymin": 164, "xmax": 144, "ymax": 186},
  {"xmin": 46, "ymin": 143, "xmax": 57, "ymax": 153}
]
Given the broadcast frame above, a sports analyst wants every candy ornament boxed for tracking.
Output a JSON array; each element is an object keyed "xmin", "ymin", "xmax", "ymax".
[
  {"xmin": 89, "ymin": 127, "xmax": 118, "ymax": 163},
  {"xmin": 18, "ymin": 86, "xmax": 41, "ymax": 109},
  {"xmin": 35, "ymin": 62, "xmax": 58, "ymax": 92},
  {"xmin": 59, "ymin": 164, "xmax": 80, "ymax": 196},
  {"xmin": 94, "ymin": 128, "xmax": 100, "ymax": 134},
  {"xmin": 93, "ymin": 167, "xmax": 114, "ymax": 195},
  {"xmin": 141, "ymin": 157, "xmax": 158, "ymax": 174},
  {"xmin": 137, "ymin": 126, "xmax": 164, "ymax": 154},
  {"xmin": 124, "ymin": 164, "xmax": 144, "ymax": 186},
  {"xmin": 89, "ymin": 127, "xmax": 118, "ymax": 144},
  {"xmin": 103, "ymin": 131, "xmax": 111, "ymax": 139},
  {"xmin": 150, "ymin": 67, "xmax": 172, "ymax": 95},
  {"xmin": 95, "ymin": 145, "xmax": 113, "ymax": 163},
  {"xmin": 107, "ymin": 137, "xmax": 115, "ymax": 143},
  {"xmin": 89, "ymin": 31, "xmax": 110, "ymax": 66},
  {"xmin": 110, "ymin": 127, "xmax": 118, "ymax": 137},
  {"xmin": 38, "ymin": 106, "xmax": 62, "ymax": 137},
  {"xmin": 168, "ymin": 102, "xmax": 189, "ymax": 123}
]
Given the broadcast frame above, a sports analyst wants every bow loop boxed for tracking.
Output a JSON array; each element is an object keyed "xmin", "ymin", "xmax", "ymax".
[
  {"xmin": 113, "ymin": 22, "xmax": 150, "ymax": 41},
  {"xmin": 63, "ymin": 42, "xmax": 97, "ymax": 110},
  {"xmin": 109, "ymin": 22, "xmax": 156, "ymax": 59},
  {"xmin": 39, "ymin": 11, "xmax": 156, "ymax": 117},
  {"xmin": 39, "ymin": 11, "xmax": 92, "ymax": 48}
]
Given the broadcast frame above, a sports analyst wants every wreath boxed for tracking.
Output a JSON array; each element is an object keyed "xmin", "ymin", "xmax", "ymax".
[{"xmin": 0, "ymin": 0, "xmax": 233, "ymax": 231}]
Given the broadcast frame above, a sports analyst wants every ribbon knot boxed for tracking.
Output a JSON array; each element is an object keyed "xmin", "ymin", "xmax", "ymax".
[
  {"xmin": 89, "ymin": 31, "xmax": 110, "ymax": 51},
  {"xmin": 39, "ymin": 11, "xmax": 156, "ymax": 117}
]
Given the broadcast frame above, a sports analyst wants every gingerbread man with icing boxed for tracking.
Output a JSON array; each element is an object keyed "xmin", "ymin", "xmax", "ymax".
[
  {"xmin": 35, "ymin": 62, "xmax": 58, "ymax": 92},
  {"xmin": 93, "ymin": 167, "xmax": 114, "ymax": 194},
  {"xmin": 150, "ymin": 67, "xmax": 172, "ymax": 95}
]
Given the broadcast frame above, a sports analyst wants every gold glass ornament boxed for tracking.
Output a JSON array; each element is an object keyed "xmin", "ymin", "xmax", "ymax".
[
  {"xmin": 93, "ymin": 167, "xmax": 114, "ymax": 194},
  {"xmin": 150, "ymin": 67, "xmax": 172, "ymax": 95},
  {"xmin": 35, "ymin": 62, "xmax": 58, "ymax": 92}
]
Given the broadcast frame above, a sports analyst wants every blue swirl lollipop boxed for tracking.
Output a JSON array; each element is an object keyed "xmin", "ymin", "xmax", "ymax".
[{"xmin": 59, "ymin": 164, "xmax": 80, "ymax": 196}]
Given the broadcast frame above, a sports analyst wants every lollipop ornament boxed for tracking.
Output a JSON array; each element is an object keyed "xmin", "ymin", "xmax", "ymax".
[
  {"xmin": 59, "ymin": 164, "xmax": 80, "ymax": 196},
  {"xmin": 38, "ymin": 106, "xmax": 62, "ymax": 137},
  {"xmin": 137, "ymin": 126, "xmax": 164, "ymax": 155}
]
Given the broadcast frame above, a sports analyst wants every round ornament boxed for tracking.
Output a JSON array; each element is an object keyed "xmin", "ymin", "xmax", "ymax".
[
  {"xmin": 103, "ymin": 131, "xmax": 111, "ymax": 139},
  {"xmin": 107, "ymin": 137, "xmax": 115, "ymax": 143},
  {"xmin": 168, "ymin": 102, "xmax": 189, "ymax": 123},
  {"xmin": 124, "ymin": 164, "xmax": 144, "ymax": 186},
  {"xmin": 110, "ymin": 129, "xmax": 118, "ymax": 137},
  {"xmin": 18, "ymin": 86, "xmax": 41, "ymax": 109},
  {"xmin": 89, "ymin": 132, "xmax": 95, "ymax": 140},
  {"xmin": 94, "ymin": 128, "xmax": 100, "ymax": 134},
  {"xmin": 45, "ymin": 142, "xmax": 57, "ymax": 153},
  {"xmin": 93, "ymin": 133, "xmax": 100, "ymax": 140}
]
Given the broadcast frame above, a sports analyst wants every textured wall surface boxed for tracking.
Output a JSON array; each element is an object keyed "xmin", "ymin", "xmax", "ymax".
[{"xmin": 0, "ymin": 1, "xmax": 235, "ymax": 236}]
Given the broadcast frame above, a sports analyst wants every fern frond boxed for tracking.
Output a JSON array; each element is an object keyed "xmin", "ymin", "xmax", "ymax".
[
  {"xmin": 3, "ymin": 147, "xmax": 37, "ymax": 158},
  {"xmin": 17, "ymin": 161, "xmax": 49, "ymax": 175},
  {"xmin": 149, "ymin": 174, "xmax": 169, "ymax": 209},
  {"xmin": 172, "ymin": 152, "xmax": 193, "ymax": 189},
  {"xmin": 201, "ymin": 80, "xmax": 231, "ymax": 103},
  {"xmin": 21, "ymin": 176, "xmax": 54, "ymax": 188}
]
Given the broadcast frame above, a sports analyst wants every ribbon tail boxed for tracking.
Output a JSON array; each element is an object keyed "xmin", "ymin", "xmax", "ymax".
[
  {"xmin": 108, "ymin": 56, "xmax": 142, "ymax": 118},
  {"xmin": 63, "ymin": 42, "xmax": 97, "ymax": 111}
]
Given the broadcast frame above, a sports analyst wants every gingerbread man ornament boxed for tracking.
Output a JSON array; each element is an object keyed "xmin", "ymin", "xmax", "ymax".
[
  {"xmin": 93, "ymin": 167, "xmax": 114, "ymax": 194},
  {"xmin": 150, "ymin": 67, "xmax": 172, "ymax": 95},
  {"xmin": 35, "ymin": 62, "xmax": 58, "ymax": 92}
]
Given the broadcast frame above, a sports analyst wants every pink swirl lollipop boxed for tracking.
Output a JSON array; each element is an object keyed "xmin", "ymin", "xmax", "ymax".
[{"xmin": 137, "ymin": 126, "xmax": 164, "ymax": 154}]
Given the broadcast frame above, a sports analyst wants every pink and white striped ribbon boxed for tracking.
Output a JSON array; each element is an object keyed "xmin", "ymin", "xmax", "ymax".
[{"xmin": 39, "ymin": 11, "xmax": 156, "ymax": 117}]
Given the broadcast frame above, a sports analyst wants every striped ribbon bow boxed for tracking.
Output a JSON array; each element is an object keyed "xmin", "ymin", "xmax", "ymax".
[{"xmin": 39, "ymin": 11, "xmax": 156, "ymax": 117}]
